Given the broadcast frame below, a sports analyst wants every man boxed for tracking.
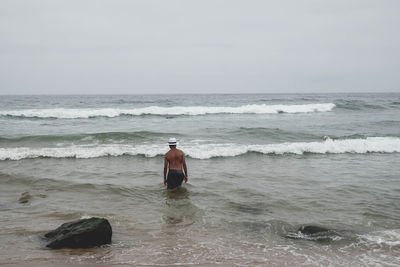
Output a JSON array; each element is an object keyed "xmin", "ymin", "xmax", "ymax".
[{"xmin": 164, "ymin": 137, "xmax": 188, "ymax": 190}]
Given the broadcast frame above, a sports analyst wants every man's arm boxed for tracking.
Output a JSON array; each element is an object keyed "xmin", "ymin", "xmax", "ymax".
[
  {"xmin": 182, "ymin": 155, "xmax": 188, "ymax": 183},
  {"xmin": 163, "ymin": 156, "xmax": 168, "ymax": 185}
]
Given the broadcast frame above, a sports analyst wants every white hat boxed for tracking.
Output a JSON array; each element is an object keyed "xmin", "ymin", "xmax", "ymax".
[{"xmin": 168, "ymin": 137, "xmax": 177, "ymax": 145}]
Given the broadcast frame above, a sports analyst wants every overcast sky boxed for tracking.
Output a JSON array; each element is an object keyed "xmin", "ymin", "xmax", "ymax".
[{"xmin": 1, "ymin": 0, "xmax": 399, "ymax": 94}]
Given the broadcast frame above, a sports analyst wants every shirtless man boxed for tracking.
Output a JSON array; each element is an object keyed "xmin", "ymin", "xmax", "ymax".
[{"xmin": 163, "ymin": 138, "xmax": 188, "ymax": 190}]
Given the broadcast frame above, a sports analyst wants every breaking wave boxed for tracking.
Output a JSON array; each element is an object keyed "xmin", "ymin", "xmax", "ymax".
[
  {"xmin": 0, "ymin": 137, "xmax": 399, "ymax": 160},
  {"xmin": 0, "ymin": 103, "xmax": 335, "ymax": 119}
]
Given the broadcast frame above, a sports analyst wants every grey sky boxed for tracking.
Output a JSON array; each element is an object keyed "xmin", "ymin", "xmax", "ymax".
[{"xmin": 1, "ymin": 0, "xmax": 399, "ymax": 94}]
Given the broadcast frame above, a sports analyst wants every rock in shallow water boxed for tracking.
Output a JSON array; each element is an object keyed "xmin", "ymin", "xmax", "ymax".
[
  {"xmin": 298, "ymin": 225, "xmax": 330, "ymax": 235},
  {"xmin": 44, "ymin": 217, "xmax": 112, "ymax": 249},
  {"xmin": 18, "ymin": 192, "xmax": 32, "ymax": 203},
  {"xmin": 286, "ymin": 225, "xmax": 337, "ymax": 242},
  {"xmin": 18, "ymin": 191, "xmax": 47, "ymax": 204}
]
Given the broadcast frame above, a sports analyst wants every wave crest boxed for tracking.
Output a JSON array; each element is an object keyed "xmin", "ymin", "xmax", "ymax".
[
  {"xmin": 0, "ymin": 137, "xmax": 399, "ymax": 160},
  {"xmin": 0, "ymin": 103, "xmax": 335, "ymax": 119}
]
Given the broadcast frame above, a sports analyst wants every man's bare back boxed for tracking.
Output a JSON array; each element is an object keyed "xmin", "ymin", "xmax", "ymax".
[
  {"xmin": 163, "ymin": 141, "xmax": 188, "ymax": 189},
  {"xmin": 165, "ymin": 148, "xmax": 185, "ymax": 170}
]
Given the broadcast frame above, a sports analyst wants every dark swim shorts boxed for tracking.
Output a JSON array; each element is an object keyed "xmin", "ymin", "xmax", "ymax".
[{"xmin": 167, "ymin": 169, "xmax": 184, "ymax": 189}]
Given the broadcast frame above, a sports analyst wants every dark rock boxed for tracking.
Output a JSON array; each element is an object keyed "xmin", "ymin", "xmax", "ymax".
[
  {"xmin": 18, "ymin": 192, "xmax": 46, "ymax": 203},
  {"xmin": 286, "ymin": 225, "xmax": 358, "ymax": 243},
  {"xmin": 18, "ymin": 192, "xmax": 32, "ymax": 203},
  {"xmin": 44, "ymin": 217, "xmax": 112, "ymax": 249},
  {"xmin": 286, "ymin": 225, "xmax": 336, "ymax": 242},
  {"xmin": 298, "ymin": 225, "xmax": 330, "ymax": 235}
]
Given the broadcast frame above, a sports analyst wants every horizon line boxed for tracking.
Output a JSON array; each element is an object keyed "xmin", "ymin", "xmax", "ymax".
[{"xmin": 1, "ymin": 91, "xmax": 399, "ymax": 96}]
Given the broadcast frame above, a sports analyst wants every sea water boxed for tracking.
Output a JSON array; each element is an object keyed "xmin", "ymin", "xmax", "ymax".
[{"xmin": 0, "ymin": 93, "xmax": 399, "ymax": 266}]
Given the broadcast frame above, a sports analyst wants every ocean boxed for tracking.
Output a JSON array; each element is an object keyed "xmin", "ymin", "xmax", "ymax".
[{"xmin": 0, "ymin": 93, "xmax": 399, "ymax": 266}]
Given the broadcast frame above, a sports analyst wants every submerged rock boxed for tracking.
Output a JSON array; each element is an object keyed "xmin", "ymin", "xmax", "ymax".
[
  {"xmin": 298, "ymin": 225, "xmax": 330, "ymax": 235},
  {"xmin": 287, "ymin": 225, "xmax": 358, "ymax": 243},
  {"xmin": 44, "ymin": 217, "xmax": 112, "ymax": 249},
  {"xmin": 18, "ymin": 192, "xmax": 32, "ymax": 203},
  {"xmin": 18, "ymin": 192, "xmax": 47, "ymax": 204},
  {"xmin": 286, "ymin": 225, "xmax": 339, "ymax": 242}
]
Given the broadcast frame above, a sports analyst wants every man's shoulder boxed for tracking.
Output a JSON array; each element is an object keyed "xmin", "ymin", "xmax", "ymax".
[{"xmin": 165, "ymin": 149, "xmax": 184, "ymax": 157}]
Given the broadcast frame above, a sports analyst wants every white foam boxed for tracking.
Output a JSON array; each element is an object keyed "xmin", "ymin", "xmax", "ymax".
[
  {"xmin": 0, "ymin": 137, "xmax": 399, "ymax": 160},
  {"xmin": 0, "ymin": 144, "xmax": 167, "ymax": 160},
  {"xmin": 183, "ymin": 137, "xmax": 400, "ymax": 159},
  {"xmin": 0, "ymin": 103, "xmax": 335, "ymax": 118},
  {"xmin": 358, "ymin": 229, "xmax": 400, "ymax": 248},
  {"xmin": 80, "ymin": 215, "xmax": 94, "ymax": 219}
]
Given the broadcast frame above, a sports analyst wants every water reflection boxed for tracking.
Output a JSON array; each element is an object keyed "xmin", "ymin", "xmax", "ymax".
[
  {"xmin": 162, "ymin": 187, "xmax": 196, "ymax": 226},
  {"xmin": 157, "ymin": 187, "xmax": 200, "ymax": 264}
]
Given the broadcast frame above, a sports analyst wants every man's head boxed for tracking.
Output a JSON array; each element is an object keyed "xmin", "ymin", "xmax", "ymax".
[{"xmin": 168, "ymin": 137, "xmax": 177, "ymax": 149}]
